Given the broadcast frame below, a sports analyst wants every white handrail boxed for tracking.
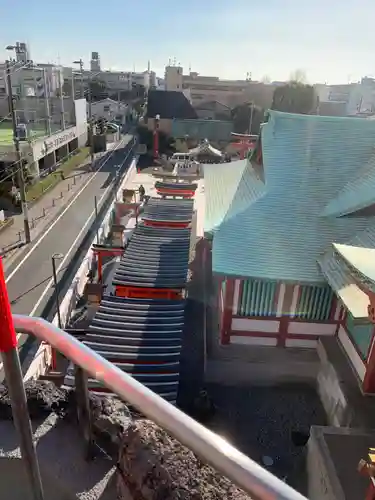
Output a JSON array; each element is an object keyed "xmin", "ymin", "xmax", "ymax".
[{"xmin": 13, "ymin": 314, "xmax": 308, "ymax": 500}]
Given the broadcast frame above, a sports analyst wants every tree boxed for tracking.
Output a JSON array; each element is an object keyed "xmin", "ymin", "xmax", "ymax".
[
  {"xmin": 231, "ymin": 102, "xmax": 265, "ymax": 134},
  {"xmin": 289, "ymin": 69, "xmax": 307, "ymax": 84},
  {"xmin": 271, "ymin": 81, "xmax": 317, "ymax": 115}
]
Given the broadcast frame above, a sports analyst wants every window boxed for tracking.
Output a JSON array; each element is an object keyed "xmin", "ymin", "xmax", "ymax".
[
  {"xmin": 237, "ymin": 279, "xmax": 277, "ymax": 317},
  {"xmin": 295, "ymin": 285, "xmax": 333, "ymax": 321},
  {"xmin": 103, "ymin": 105, "xmax": 110, "ymax": 112}
]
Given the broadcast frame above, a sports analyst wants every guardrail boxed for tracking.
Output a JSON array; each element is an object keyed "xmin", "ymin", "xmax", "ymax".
[{"xmin": 9, "ymin": 314, "xmax": 308, "ymax": 500}]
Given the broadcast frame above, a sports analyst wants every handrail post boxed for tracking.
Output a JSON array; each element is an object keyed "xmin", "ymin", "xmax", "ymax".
[
  {"xmin": 0, "ymin": 258, "xmax": 44, "ymax": 500},
  {"xmin": 74, "ymin": 366, "xmax": 95, "ymax": 461}
]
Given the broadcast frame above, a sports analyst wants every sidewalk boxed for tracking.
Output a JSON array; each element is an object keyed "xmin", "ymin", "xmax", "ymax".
[{"xmin": 0, "ymin": 141, "xmax": 121, "ymax": 266}]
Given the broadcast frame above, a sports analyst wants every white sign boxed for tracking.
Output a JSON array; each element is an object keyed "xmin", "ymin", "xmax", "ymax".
[
  {"xmin": 44, "ymin": 130, "xmax": 76, "ymax": 153},
  {"xmin": 33, "ymin": 126, "xmax": 78, "ymax": 161}
]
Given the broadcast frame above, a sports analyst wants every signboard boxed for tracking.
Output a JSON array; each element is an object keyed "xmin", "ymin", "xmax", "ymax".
[
  {"xmin": 44, "ymin": 130, "xmax": 76, "ymax": 153},
  {"xmin": 33, "ymin": 127, "xmax": 78, "ymax": 161}
]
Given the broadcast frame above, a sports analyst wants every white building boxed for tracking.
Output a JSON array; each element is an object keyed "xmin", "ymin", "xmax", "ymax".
[
  {"xmin": 89, "ymin": 98, "xmax": 131, "ymax": 124},
  {"xmin": 0, "ymin": 98, "xmax": 88, "ymax": 178},
  {"xmin": 315, "ymin": 78, "xmax": 375, "ymax": 117},
  {"xmin": 0, "ymin": 62, "xmax": 65, "ymax": 99}
]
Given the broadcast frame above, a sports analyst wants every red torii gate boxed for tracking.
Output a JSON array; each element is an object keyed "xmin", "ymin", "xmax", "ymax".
[
  {"xmin": 92, "ymin": 244, "xmax": 124, "ymax": 283},
  {"xmin": 230, "ymin": 133, "xmax": 257, "ymax": 159}
]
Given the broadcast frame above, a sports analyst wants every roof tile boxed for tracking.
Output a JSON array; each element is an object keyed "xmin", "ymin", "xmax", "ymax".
[{"xmin": 208, "ymin": 111, "xmax": 375, "ymax": 281}]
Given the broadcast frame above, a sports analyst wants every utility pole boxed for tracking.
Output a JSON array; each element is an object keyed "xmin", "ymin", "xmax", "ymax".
[
  {"xmin": 88, "ymin": 75, "xmax": 94, "ymax": 166},
  {"xmin": 6, "ymin": 60, "xmax": 31, "ymax": 243},
  {"xmin": 42, "ymin": 69, "xmax": 52, "ymax": 135}
]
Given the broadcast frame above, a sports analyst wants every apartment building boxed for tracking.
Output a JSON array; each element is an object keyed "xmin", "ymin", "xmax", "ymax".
[
  {"xmin": 73, "ymin": 51, "xmax": 151, "ymax": 96},
  {"xmin": 164, "ymin": 65, "xmax": 275, "ymax": 109},
  {"xmin": 315, "ymin": 78, "xmax": 375, "ymax": 116}
]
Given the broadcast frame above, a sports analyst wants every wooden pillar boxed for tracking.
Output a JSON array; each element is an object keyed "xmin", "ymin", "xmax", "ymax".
[
  {"xmin": 97, "ymin": 252, "xmax": 103, "ymax": 284},
  {"xmin": 363, "ymin": 327, "xmax": 375, "ymax": 393},
  {"xmin": 277, "ymin": 284, "xmax": 296, "ymax": 347},
  {"xmin": 366, "ymin": 483, "xmax": 375, "ymax": 500},
  {"xmin": 329, "ymin": 294, "xmax": 338, "ymax": 320},
  {"xmin": 220, "ymin": 278, "xmax": 235, "ymax": 345}
]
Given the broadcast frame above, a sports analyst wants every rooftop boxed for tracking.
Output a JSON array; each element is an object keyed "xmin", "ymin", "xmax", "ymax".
[
  {"xmin": 0, "ymin": 124, "xmax": 46, "ymax": 146},
  {"xmin": 146, "ymin": 90, "xmax": 197, "ymax": 120},
  {"xmin": 204, "ymin": 110, "xmax": 375, "ymax": 284}
]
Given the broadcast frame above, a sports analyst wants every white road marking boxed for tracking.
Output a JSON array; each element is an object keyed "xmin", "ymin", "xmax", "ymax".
[
  {"xmin": 5, "ymin": 136, "xmax": 130, "ymax": 284},
  {"xmin": 0, "ymin": 146, "xmax": 133, "ymax": 369},
  {"xmin": 28, "ymin": 183, "xmax": 110, "ymax": 316},
  {"xmin": 28, "ymin": 147, "xmax": 133, "ymax": 317}
]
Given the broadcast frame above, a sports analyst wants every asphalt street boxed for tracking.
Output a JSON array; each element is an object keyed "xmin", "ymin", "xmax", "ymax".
[{"xmin": 5, "ymin": 134, "xmax": 134, "ymax": 322}]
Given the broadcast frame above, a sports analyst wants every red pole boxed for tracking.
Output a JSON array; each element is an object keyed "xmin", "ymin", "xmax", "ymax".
[
  {"xmin": 0, "ymin": 257, "xmax": 45, "ymax": 500},
  {"xmin": 51, "ymin": 348, "xmax": 57, "ymax": 371},
  {"xmin": 0, "ymin": 257, "xmax": 17, "ymax": 353},
  {"xmin": 97, "ymin": 252, "xmax": 103, "ymax": 283},
  {"xmin": 153, "ymin": 117, "xmax": 159, "ymax": 159}
]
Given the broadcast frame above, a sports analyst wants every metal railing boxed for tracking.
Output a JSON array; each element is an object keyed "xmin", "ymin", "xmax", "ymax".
[{"xmin": 12, "ymin": 314, "xmax": 308, "ymax": 500}]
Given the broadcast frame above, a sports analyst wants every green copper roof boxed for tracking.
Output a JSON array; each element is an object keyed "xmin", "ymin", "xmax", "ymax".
[
  {"xmin": 322, "ymin": 153, "xmax": 375, "ymax": 217},
  {"xmin": 207, "ymin": 111, "xmax": 375, "ymax": 282},
  {"xmin": 204, "ymin": 160, "xmax": 265, "ymax": 233}
]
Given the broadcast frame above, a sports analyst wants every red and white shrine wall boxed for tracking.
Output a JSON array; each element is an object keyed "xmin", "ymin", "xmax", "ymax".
[{"xmin": 218, "ymin": 277, "xmax": 375, "ymax": 392}]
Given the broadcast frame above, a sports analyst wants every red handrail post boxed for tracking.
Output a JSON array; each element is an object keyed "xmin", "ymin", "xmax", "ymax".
[{"xmin": 0, "ymin": 257, "xmax": 45, "ymax": 500}]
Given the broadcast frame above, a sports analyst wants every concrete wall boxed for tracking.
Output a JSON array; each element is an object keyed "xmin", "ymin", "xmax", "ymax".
[
  {"xmin": 307, "ymin": 427, "xmax": 344, "ymax": 500},
  {"xmin": 316, "ymin": 339, "xmax": 359, "ymax": 427}
]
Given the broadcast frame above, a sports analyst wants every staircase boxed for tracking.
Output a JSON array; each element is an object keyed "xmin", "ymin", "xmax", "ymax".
[
  {"xmin": 65, "ymin": 198, "xmax": 194, "ymax": 404},
  {"xmin": 64, "ymin": 296, "xmax": 185, "ymax": 402}
]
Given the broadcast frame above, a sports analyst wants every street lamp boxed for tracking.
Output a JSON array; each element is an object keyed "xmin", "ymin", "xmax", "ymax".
[
  {"xmin": 5, "ymin": 44, "xmax": 31, "ymax": 243},
  {"xmin": 51, "ymin": 253, "xmax": 64, "ymax": 329}
]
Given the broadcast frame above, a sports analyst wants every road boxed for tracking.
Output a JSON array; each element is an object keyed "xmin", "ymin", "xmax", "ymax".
[{"xmin": 5, "ymin": 134, "xmax": 134, "ymax": 322}]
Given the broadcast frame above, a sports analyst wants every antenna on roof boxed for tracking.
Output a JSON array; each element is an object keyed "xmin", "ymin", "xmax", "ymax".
[{"xmin": 189, "ymin": 63, "xmax": 191, "ymax": 73}]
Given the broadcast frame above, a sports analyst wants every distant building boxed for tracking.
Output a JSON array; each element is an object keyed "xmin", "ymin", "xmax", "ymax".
[
  {"xmin": 90, "ymin": 51, "xmax": 101, "ymax": 72},
  {"xmin": 193, "ymin": 100, "xmax": 232, "ymax": 120},
  {"xmin": 145, "ymin": 89, "xmax": 197, "ymax": 136},
  {"xmin": 76, "ymin": 51, "xmax": 151, "ymax": 95},
  {"xmin": 89, "ymin": 98, "xmax": 131, "ymax": 124},
  {"xmin": 315, "ymin": 78, "xmax": 375, "ymax": 116},
  {"xmin": 0, "ymin": 61, "xmax": 65, "ymax": 99},
  {"xmin": 0, "ymin": 98, "xmax": 87, "ymax": 178},
  {"xmin": 164, "ymin": 65, "xmax": 276, "ymax": 109}
]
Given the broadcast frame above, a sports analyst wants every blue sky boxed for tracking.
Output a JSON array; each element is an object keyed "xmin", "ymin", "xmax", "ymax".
[{"xmin": 0, "ymin": 0, "xmax": 374, "ymax": 84}]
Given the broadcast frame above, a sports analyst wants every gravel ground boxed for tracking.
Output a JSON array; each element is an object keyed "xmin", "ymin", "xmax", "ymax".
[
  {"xmin": 177, "ymin": 238, "xmax": 327, "ymax": 496},
  {"xmin": 118, "ymin": 420, "xmax": 252, "ymax": 499},
  {"xmin": 205, "ymin": 382, "xmax": 326, "ymax": 494}
]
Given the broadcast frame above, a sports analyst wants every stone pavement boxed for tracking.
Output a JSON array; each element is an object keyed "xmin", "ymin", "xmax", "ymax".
[{"xmin": 0, "ymin": 142, "xmax": 120, "ymax": 268}]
